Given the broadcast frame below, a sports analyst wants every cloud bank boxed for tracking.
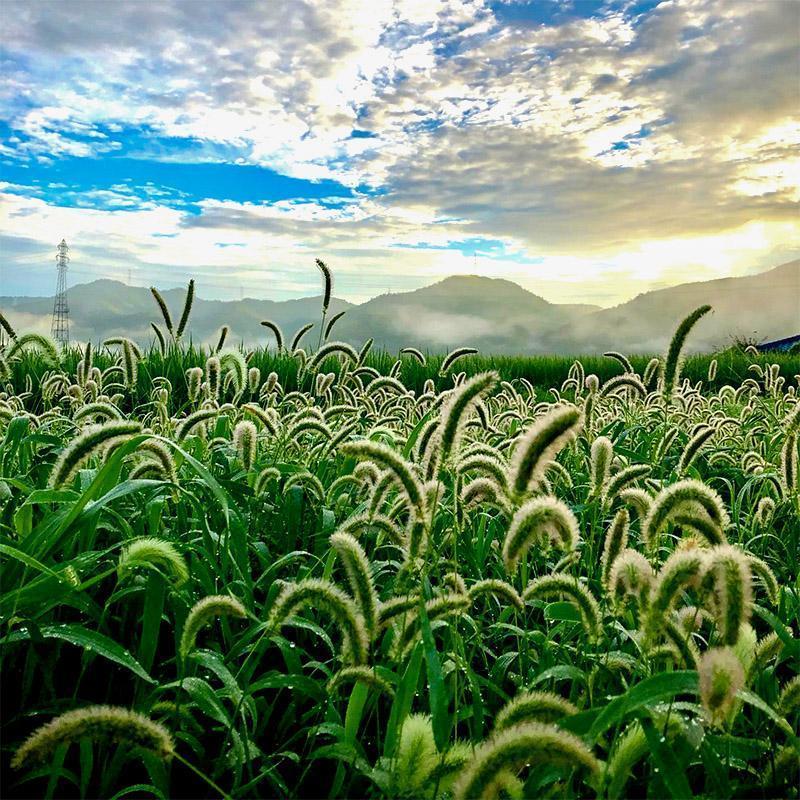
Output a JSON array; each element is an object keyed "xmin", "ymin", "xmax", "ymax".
[{"xmin": 1, "ymin": 0, "xmax": 798, "ymax": 304}]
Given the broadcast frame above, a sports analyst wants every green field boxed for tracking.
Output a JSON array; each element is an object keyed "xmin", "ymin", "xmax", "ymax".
[
  {"xmin": 5, "ymin": 342, "xmax": 799, "ymax": 406},
  {"xmin": 1, "ymin": 302, "xmax": 798, "ymax": 799}
]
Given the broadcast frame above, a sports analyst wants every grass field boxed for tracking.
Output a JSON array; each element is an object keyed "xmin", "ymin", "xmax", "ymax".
[
  {"xmin": 1, "ymin": 298, "xmax": 798, "ymax": 799},
  {"xmin": 5, "ymin": 342, "xmax": 799, "ymax": 407}
]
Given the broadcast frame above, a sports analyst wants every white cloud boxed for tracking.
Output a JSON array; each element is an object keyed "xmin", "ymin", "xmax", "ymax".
[{"xmin": 1, "ymin": 0, "xmax": 798, "ymax": 303}]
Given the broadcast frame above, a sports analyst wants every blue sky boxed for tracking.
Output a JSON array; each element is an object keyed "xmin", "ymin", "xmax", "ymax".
[{"xmin": 1, "ymin": 0, "xmax": 798, "ymax": 303}]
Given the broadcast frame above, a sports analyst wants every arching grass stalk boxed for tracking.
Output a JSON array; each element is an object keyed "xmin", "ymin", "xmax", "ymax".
[
  {"xmin": 661, "ymin": 305, "xmax": 712, "ymax": 403},
  {"xmin": 315, "ymin": 258, "xmax": 333, "ymax": 348}
]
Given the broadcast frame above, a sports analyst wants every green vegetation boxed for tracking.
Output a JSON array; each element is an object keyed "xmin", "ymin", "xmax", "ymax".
[
  {"xmin": 4, "ymin": 342, "xmax": 798, "ymax": 407},
  {"xmin": 0, "ymin": 296, "xmax": 798, "ymax": 798}
]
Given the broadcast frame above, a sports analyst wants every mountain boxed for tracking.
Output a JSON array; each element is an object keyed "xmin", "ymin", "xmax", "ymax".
[
  {"xmin": 1, "ymin": 260, "xmax": 797, "ymax": 354},
  {"xmin": 0, "ymin": 280, "xmax": 353, "ymax": 349},
  {"xmin": 336, "ymin": 275, "xmax": 598, "ymax": 353},
  {"xmin": 540, "ymin": 259, "xmax": 800, "ymax": 354}
]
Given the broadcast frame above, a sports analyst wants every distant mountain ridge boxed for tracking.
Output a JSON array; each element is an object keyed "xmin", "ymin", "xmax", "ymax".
[
  {"xmin": 1, "ymin": 280, "xmax": 354, "ymax": 350},
  {"xmin": 2, "ymin": 260, "xmax": 797, "ymax": 354},
  {"xmin": 540, "ymin": 259, "xmax": 799, "ymax": 354}
]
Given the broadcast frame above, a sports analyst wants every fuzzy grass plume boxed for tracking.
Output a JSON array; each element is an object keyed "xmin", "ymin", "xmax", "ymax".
[
  {"xmin": 233, "ymin": 419, "xmax": 257, "ymax": 470},
  {"xmin": 48, "ymin": 420, "xmax": 142, "ymax": 488},
  {"xmin": 508, "ymin": 405, "xmax": 582, "ymax": 501},
  {"xmin": 179, "ymin": 594, "xmax": 246, "ymax": 661},
  {"xmin": 699, "ymin": 647, "xmax": 745, "ymax": 727},
  {"xmin": 601, "ymin": 509, "xmax": 629, "ymax": 588},
  {"xmin": 700, "ymin": 545, "xmax": 752, "ymax": 646},
  {"xmin": 7, "ymin": 332, "xmax": 60, "ymax": 366},
  {"xmin": 435, "ymin": 371, "xmax": 498, "ymax": 468},
  {"xmin": 494, "ymin": 691, "xmax": 578, "ymax": 730},
  {"xmin": 452, "ymin": 721, "xmax": 600, "ymax": 800},
  {"xmin": 523, "ymin": 574, "xmax": 601, "ymax": 640},
  {"xmin": 341, "ymin": 439, "xmax": 426, "ymax": 520},
  {"xmin": 503, "ymin": 496, "xmax": 579, "ymax": 575},
  {"xmin": 590, "ymin": 436, "xmax": 613, "ymax": 496},
  {"xmin": 12, "ymin": 705, "xmax": 174, "ymax": 769},
  {"xmin": 175, "ymin": 279, "xmax": 195, "ymax": 339},
  {"xmin": 440, "ymin": 347, "xmax": 478, "ymax": 374},
  {"xmin": 644, "ymin": 549, "xmax": 705, "ymax": 643},
  {"xmin": 643, "ymin": 479, "xmax": 729, "ymax": 551},
  {"xmin": 260, "ymin": 320, "xmax": 285, "ymax": 352},
  {"xmin": 607, "ymin": 548, "xmax": 654, "ymax": 610},
  {"xmin": 330, "ymin": 531, "xmax": 379, "ymax": 640},
  {"xmin": 118, "ymin": 537, "xmax": 188, "ymax": 587},
  {"xmin": 660, "ymin": 305, "xmax": 712, "ymax": 402},
  {"xmin": 150, "ymin": 287, "xmax": 174, "ymax": 336},
  {"xmin": 315, "ymin": 258, "xmax": 333, "ymax": 312},
  {"xmin": 266, "ymin": 578, "xmax": 369, "ymax": 665}
]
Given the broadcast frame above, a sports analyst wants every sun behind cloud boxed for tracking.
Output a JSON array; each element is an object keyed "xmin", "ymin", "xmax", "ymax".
[{"xmin": 1, "ymin": 0, "xmax": 798, "ymax": 303}]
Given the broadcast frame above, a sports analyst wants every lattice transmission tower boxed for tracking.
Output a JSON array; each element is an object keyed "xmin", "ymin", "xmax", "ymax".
[{"xmin": 51, "ymin": 239, "xmax": 70, "ymax": 345}]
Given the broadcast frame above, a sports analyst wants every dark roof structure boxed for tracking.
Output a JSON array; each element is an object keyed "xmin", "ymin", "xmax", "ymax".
[{"xmin": 757, "ymin": 334, "xmax": 800, "ymax": 352}]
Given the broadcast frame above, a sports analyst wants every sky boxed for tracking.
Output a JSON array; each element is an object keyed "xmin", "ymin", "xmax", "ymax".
[{"xmin": 0, "ymin": 0, "xmax": 798, "ymax": 306}]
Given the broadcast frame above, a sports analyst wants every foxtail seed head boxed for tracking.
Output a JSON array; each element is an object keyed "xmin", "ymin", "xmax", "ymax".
[
  {"xmin": 618, "ymin": 487, "xmax": 653, "ymax": 519},
  {"xmin": 523, "ymin": 574, "xmax": 601, "ymax": 640},
  {"xmin": 644, "ymin": 549, "xmax": 705, "ymax": 643},
  {"xmin": 330, "ymin": 531, "xmax": 379, "ymax": 640},
  {"xmin": 175, "ymin": 279, "xmax": 194, "ymax": 338},
  {"xmin": 12, "ymin": 706, "xmax": 174, "ymax": 769},
  {"xmin": 440, "ymin": 347, "xmax": 478, "ymax": 374},
  {"xmin": 494, "ymin": 691, "xmax": 579, "ymax": 731},
  {"xmin": 400, "ymin": 347, "xmax": 426, "ymax": 365},
  {"xmin": 150, "ymin": 287, "xmax": 174, "ymax": 335},
  {"xmin": 503, "ymin": 496, "xmax": 580, "ymax": 576},
  {"xmin": 699, "ymin": 646, "xmax": 744, "ymax": 727},
  {"xmin": 607, "ymin": 548, "xmax": 654, "ymax": 611},
  {"xmin": 205, "ymin": 356, "xmax": 221, "ymax": 399},
  {"xmin": 0, "ymin": 310, "xmax": 17, "ymax": 342},
  {"xmin": 643, "ymin": 479, "xmax": 729, "ymax": 552},
  {"xmin": 601, "ymin": 509, "xmax": 629, "ymax": 588},
  {"xmin": 746, "ymin": 553, "xmax": 778, "ymax": 605},
  {"xmin": 290, "ymin": 322, "xmax": 314, "ymax": 352},
  {"xmin": 780, "ymin": 433, "xmax": 798, "ymax": 498},
  {"xmin": 508, "ymin": 405, "xmax": 582, "ymax": 501},
  {"xmin": 179, "ymin": 594, "xmax": 246, "ymax": 661},
  {"xmin": 603, "ymin": 351, "xmax": 633, "ymax": 373},
  {"xmin": 233, "ymin": 419, "xmax": 257, "ymax": 470},
  {"xmin": 315, "ymin": 258, "xmax": 333, "ymax": 311},
  {"xmin": 186, "ymin": 367, "xmax": 203, "ymax": 403},
  {"xmin": 118, "ymin": 537, "xmax": 188, "ymax": 587},
  {"xmin": 778, "ymin": 675, "xmax": 800, "ymax": 716},
  {"xmin": 327, "ymin": 666, "xmax": 394, "ymax": 698},
  {"xmin": 700, "ymin": 545, "xmax": 752, "ymax": 646},
  {"xmin": 603, "ymin": 465, "xmax": 651, "ymax": 507},
  {"xmin": 677, "ymin": 425, "xmax": 715, "ymax": 474},
  {"xmin": 266, "ymin": 578, "xmax": 369, "ymax": 665},
  {"xmin": 247, "ymin": 366, "xmax": 261, "ymax": 394},
  {"xmin": 341, "ymin": 439, "xmax": 426, "ymax": 521},
  {"xmin": 48, "ymin": 420, "xmax": 141, "ymax": 488},
  {"xmin": 150, "ymin": 323, "xmax": 166, "ymax": 354},
  {"xmin": 175, "ymin": 408, "xmax": 217, "ymax": 442},
  {"xmin": 219, "ymin": 349, "xmax": 247, "ymax": 395},
  {"xmin": 452, "ymin": 722, "xmax": 600, "ymax": 800},
  {"xmin": 468, "ymin": 579, "xmax": 524, "ymax": 612},
  {"xmin": 660, "ymin": 305, "xmax": 712, "ymax": 402},
  {"xmin": 435, "ymin": 371, "xmax": 498, "ymax": 469},
  {"xmin": 324, "ymin": 310, "xmax": 346, "ymax": 341},
  {"xmin": 260, "ymin": 320, "xmax": 284, "ymax": 352},
  {"xmin": 754, "ymin": 496, "xmax": 775, "ymax": 527},
  {"xmin": 590, "ymin": 436, "xmax": 613, "ymax": 496}
]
